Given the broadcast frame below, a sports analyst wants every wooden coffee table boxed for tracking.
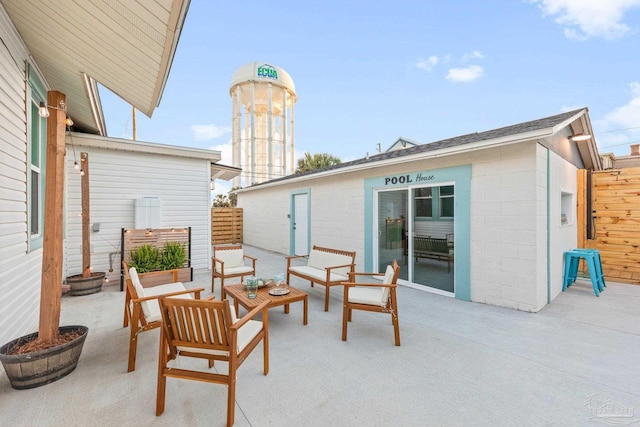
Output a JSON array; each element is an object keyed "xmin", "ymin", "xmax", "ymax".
[{"xmin": 224, "ymin": 284, "xmax": 308, "ymax": 325}]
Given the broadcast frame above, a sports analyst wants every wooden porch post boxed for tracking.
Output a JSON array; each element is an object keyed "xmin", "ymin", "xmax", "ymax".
[
  {"xmin": 38, "ymin": 91, "xmax": 67, "ymax": 341},
  {"xmin": 81, "ymin": 152, "xmax": 91, "ymax": 277}
]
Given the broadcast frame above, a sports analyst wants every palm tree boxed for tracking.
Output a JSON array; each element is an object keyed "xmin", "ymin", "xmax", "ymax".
[
  {"xmin": 213, "ymin": 193, "xmax": 230, "ymax": 207},
  {"xmin": 296, "ymin": 152, "xmax": 341, "ymax": 173}
]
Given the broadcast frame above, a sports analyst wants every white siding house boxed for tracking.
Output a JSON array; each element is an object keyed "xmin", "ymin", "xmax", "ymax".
[
  {"xmin": 237, "ymin": 109, "xmax": 601, "ymax": 312},
  {"xmin": 0, "ymin": 1, "xmax": 206, "ymax": 367},
  {"xmin": 0, "ymin": 5, "xmax": 42, "ymax": 349},
  {"xmin": 63, "ymin": 134, "xmax": 236, "ymax": 283}
]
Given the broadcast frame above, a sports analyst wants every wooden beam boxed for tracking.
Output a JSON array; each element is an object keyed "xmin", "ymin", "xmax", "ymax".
[
  {"xmin": 39, "ymin": 91, "xmax": 66, "ymax": 342},
  {"xmin": 81, "ymin": 152, "xmax": 91, "ymax": 277}
]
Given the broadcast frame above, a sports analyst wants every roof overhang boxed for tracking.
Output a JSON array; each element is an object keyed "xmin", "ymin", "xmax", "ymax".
[
  {"xmin": 67, "ymin": 132, "xmax": 240, "ymax": 182},
  {"xmin": 1, "ymin": 0, "xmax": 190, "ymax": 135},
  {"xmin": 568, "ymin": 112, "xmax": 602, "ymax": 170},
  {"xmin": 237, "ymin": 109, "xmax": 601, "ymax": 193}
]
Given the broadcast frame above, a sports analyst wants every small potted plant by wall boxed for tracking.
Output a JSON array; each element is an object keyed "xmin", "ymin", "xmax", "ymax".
[{"xmin": 66, "ymin": 152, "xmax": 106, "ymax": 295}]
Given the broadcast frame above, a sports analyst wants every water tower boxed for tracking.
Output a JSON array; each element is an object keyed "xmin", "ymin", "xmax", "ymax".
[{"xmin": 230, "ymin": 62, "xmax": 297, "ymax": 187}]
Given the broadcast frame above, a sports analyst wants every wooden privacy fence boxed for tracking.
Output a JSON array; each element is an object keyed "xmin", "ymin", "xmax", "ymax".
[
  {"xmin": 578, "ymin": 168, "xmax": 640, "ymax": 283},
  {"xmin": 211, "ymin": 207, "xmax": 243, "ymax": 244}
]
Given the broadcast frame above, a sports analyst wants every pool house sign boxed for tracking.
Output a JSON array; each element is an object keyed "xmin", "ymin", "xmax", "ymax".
[
  {"xmin": 384, "ymin": 172, "xmax": 435, "ymax": 186},
  {"xmin": 257, "ymin": 64, "xmax": 278, "ymax": 80}
]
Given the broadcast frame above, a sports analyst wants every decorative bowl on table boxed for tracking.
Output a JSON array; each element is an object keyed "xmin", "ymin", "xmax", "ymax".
[{"xmin": 245, "ymin": 279, "xmax": 272, "ymax": 289}]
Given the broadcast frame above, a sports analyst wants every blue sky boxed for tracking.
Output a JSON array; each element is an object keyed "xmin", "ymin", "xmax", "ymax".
[{"xmin": 101, "ymin": 0, "xmax": 640, "ymax": 194}]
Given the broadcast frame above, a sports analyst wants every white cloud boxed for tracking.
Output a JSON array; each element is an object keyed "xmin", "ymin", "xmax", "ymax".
[
  {"xmin": 531, "ymin": 0, "xmax": 640, "ymax": 40},
  {"xmin": 603, "ymin": 82, "xmax": 640, "ymax": 128},
  {"xmin": 593, "ymin": 82, "xmax": 640, "ymax": 155},
  {"xmin": 416, "ymin": 56, "xmax": 439, "ymax": 71},
  {"xmin": 191, "ymin": 124, "xmax": 231, "ymax": 141},
  {"xmin": 446, "ymin": 65, "xmax": 484, "ymax": 83},
  {"xmin": 462, "ymin": 50, "xmax": 484, "ymax": 61},
  {"xmin": 209, "ymin": 141, "xmax": 233, "ymax": 165}
]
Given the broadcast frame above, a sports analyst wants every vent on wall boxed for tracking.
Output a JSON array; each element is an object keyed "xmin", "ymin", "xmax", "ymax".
[{"xmin": 135, "ymin": 197, "xmax": 161, "ymax": 228}]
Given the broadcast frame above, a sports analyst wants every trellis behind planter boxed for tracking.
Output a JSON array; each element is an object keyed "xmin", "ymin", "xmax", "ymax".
[{"xmin": 120, "ymin": 227, "xmax": 192, "ymax": 291}]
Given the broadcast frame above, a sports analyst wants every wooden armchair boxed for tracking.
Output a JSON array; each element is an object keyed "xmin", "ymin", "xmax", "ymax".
[
  {"xmin": 122, "ymin": 261, "xmax": 204, "ymax": 372},
  {"xmin": 156, "ymin": 296, "xmax": 269, "ymax": 427},
  {"xmin": 212, "ymin": 244, "xmax": 257, "ymax": 299},
  {"xmin": 342, "ymin": 260, "xmax": 401, "ymax": 346}
]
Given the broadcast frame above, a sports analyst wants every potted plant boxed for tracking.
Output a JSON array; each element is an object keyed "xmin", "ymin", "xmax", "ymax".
[
  {"xmin": 0, "ymin": 92, "xmax": 88, "ymax": 389},
  {"xmin": 128, "ymin": 241, "xmax": 189, "ymax": 287},
  {"xmin": 160, "ymin": 241, "xmax": 188, "ymax": 270},
  {"xmin": 66, "ymin": 152, "xmax": 106, "ymax": 295},
  {"xmin": 129, "ymin": 243, "xmax": 161, "ymax": 273}
]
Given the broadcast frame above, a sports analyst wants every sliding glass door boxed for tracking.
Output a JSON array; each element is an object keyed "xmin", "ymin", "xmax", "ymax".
[
  {"xmin": 377, "ymin": 190, "xmax": 408, "ymax": 281},
  {"xmin": 376, "ymin": 184, "xmax": 455, "ymax": 293}
]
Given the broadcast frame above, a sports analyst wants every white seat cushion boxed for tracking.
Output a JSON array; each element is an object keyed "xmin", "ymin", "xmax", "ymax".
[
  {"xmin": 289, "ymin": 265, "xmax": 348, "ymax": 283},
  {"xmin": 215, "ymin": 265, "xmax": 254, "ymax": 275},
  {"xmin": 140, "ymin": 282, "xmax": 191, "ymax": 322},
  {"xmin": 215, "ymin": 249, "xmax": 245, "ymax": 268},
  {"xmin": 129, "ymin": 267, "xmax": 190, "ymax": 322},
  {"xmin": 348, "ymin": 286, "xmax": 387, "ymax": 307},
  {"xmin": 177, "ymin": 319, "xmax": 263, "ymax": 357}
]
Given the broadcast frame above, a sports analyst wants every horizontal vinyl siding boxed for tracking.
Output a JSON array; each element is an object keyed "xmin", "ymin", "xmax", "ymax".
[
  {"xmin": 0, "ymin": 7, "xmax": 41, "ymax": 350},
  {"xmin": 64, "ymin": 142, "xmax": 212, "ymax": 282}
]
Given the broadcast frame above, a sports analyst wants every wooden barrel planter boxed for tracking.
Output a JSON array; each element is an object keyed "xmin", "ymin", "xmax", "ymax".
[
  {"xmin": 0, "ymin": 325, "xmax": 89, "ymax": 390},
  {"xmin": 66, "ymin": 272, "xmax": 106, "ymax": 296}
]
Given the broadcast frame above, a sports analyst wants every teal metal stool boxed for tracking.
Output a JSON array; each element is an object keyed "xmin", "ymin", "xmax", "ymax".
[
  {"xmin": 570, "ymin": 248, "xmax": 606, "ymax": 289},
  {"xmin": 563, "ymin": 249, "xmax": 605, "ymax": 296}
]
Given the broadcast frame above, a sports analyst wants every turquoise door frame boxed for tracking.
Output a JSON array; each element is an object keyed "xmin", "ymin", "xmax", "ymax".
[
  {"xmin": 289, "ymin": 188, "xmax": 311, "ymax": 255},
  {"xmin": 364, "ymin": 165, "xmax": 471, "ymax": 301}
]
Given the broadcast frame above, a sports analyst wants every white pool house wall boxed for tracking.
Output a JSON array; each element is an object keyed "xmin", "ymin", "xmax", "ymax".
[{"xmin": 237, "ymin": 140, "xmax": 581, "ymax": 313}]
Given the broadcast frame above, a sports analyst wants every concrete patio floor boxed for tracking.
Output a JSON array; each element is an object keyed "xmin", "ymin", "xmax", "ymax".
[{"xmin": 2, "ymin": 245, "xmax": 639, "ymax": 426}]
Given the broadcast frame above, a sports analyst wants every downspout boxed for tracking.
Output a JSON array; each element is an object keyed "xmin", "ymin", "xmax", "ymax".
[{"xmin": 546, "ymin": 147, "xmax": 551, "ymax": 304}]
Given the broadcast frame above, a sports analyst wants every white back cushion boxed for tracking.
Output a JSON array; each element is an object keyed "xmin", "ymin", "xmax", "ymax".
[
  {"xmin": 383, "ymin": 265, "xmax": 395, "ymax": 284},
  {"xmin": 129, "ymin": 267, "xmax": 145, "ymax": 298},
  {"xmin": 216, "ymin": 249, "xmax": 244, "ymax": 269},
  {"xmin": 307, "ymin": 250, "xmax": 352, "ymax": 275},
  {"xmin": 381, "ymin": 265, "xmax": 395, "ymax": 302}
]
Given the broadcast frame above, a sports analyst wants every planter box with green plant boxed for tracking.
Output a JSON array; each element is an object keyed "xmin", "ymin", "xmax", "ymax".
[{"xmin": 128, "ymin": 242, "xmax": 192, "ymax": 287}]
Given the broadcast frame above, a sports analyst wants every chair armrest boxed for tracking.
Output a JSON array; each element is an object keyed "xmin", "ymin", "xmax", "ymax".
[
  {"xmin": 132, "ymin": 287, "xmax": 204, "ymax": 303},
  {"xmin": 230, "ymin": 300, "xmax": 270, "ymax": 329},
  {"xmin": 342, "ymin": 282, "xmax": 396, "ymax": 288},
  {"xmin": 325, "ymin": 263, "xmax": 356, "ymax": 272},
  {"xmin": 347, "ymin": 271, "xmax": 384, "ymax": 280},
  {"xmin": 244, "ymin": 254, "xmax": 257, "ymax": 269},
  {"xmin": 286, "ymin": 254, "xmax": 308, "ymax": 268},
  {"xmin": 285, "ymin": 254, "xmax": 308, "ymax": 260}
]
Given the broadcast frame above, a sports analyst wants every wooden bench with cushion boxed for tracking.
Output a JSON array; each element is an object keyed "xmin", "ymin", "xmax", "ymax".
[
  {"xmin": 286, "ymin": 245, "xmax": 356, "ymax": 311},
  {"xmin": 413, "ymin": 236, "xmax": 453, "ymax": 272}
]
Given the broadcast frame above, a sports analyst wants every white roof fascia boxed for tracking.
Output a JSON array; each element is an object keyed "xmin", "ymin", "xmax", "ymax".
[
  {"xmin": 68, "ymin": 132, "xmax": 222, "ymax": 162},
  {"xmin": 237, "ymin": 127, "xmax": 555, "ymax": 193}
]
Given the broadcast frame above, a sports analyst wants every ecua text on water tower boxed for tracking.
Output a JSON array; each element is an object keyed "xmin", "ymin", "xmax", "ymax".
[{"xmin": 230, "ymin": 62, "xmax": 297, "ymax": 187}]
